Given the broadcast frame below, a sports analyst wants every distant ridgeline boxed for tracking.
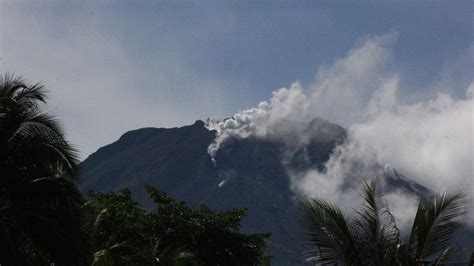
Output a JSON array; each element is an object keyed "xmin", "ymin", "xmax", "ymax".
[{"xmin": 79, "ymin": 118, "xmax": 472, "ymax": 265}]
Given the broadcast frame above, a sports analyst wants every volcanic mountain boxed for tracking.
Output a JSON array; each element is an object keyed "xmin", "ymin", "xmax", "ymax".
[{"xmin": 78, "ymin": 118, "xmax": 444, "ymax": 264}]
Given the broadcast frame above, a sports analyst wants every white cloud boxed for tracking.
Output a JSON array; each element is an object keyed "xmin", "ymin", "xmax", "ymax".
[
  {"xmin": 308, "ymin": 32, "xmax": 399, "ymax": 125},
  {"xmin": 350, "ymin": 91, "xmax": 473, "ymax": 191}
]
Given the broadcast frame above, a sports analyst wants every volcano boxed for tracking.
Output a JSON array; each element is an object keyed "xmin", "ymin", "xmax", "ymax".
[{"xmin": 79, "ymin": 117, "xmax": 454, "ymax": 264}]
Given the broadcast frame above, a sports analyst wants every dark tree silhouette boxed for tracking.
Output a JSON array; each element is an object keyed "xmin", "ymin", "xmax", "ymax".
[
  {"xmin": 0, "ymin": 74, "xmax": 87, "ymax": 265},
  {"xmin": 85, "ymin": 186, "xmax": 270, "ymax": 266}
]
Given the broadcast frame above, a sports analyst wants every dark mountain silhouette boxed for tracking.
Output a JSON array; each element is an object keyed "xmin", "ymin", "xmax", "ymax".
[{"xmin": 79, "ymin": 117, "xmax": 465, "ymax": 264}]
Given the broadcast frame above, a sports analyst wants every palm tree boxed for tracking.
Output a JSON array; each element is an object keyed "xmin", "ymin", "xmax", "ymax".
[
  {"xmin": 301, "ymin": 179, "xmax": 466, "ymax": 265},
  {"xmin": 0, "ymin": 74, "xmax": 87, "ymax": 264}
]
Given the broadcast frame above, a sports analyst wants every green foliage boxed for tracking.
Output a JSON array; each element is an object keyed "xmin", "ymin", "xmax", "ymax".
[
  {"xmin": 86, "ymin": 186, "xmax": 270, "ymax": 265},
  {"xmin": 301, "ymin": 178, "xmax": 467, "ymax": 265},
  {"xmin": 84, "ymin": 189, "xmax": 150, "ymax": 265},
  {"xmin": 0, "ymin": 74, "xmax": 88, "ymax": 265}
]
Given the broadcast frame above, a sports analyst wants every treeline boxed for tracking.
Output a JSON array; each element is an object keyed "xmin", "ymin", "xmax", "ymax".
[{"xmin": 85, "ymin": 187, "xmax": 269, "ymax": 265}]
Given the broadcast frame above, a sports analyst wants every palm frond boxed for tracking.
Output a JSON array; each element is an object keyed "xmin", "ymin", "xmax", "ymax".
[
  {"xmin": 432, "ymin": 246, "xmax": 455, "ymax": 265},
  {"xmin": 300, "ymin": 199, "xmax": 360, "ymax": 265},
  {"xmin": 408, "ymin": 191, "xmax": 466, "ymax": 262},
  {"xmin": 7, "ymin": 113, "xmax": 79, "ymax": 177},
  {"xmin": 12, "ymin": 82, "xmax": 46, "ymax": 105},
  {"xmin": 1, "ymin": 74, "xmax": 78, "ymax": 179},
  {"xmin": 0, "ymin": 74, "xmax": 27, "ymax": 98},
  {"xmin": 355, "ymin": 179, "xmax": 400, "ymax": 265}
]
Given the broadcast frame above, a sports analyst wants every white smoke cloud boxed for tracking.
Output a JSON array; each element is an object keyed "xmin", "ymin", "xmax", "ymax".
[
  {"xmin": 208, "ymin": 33, "xmax": 474, "ymax": 228},
  {"xmin": 207, "ymin": 83, "xmax": 309, "ymax": 158},
  {"xmin": 307, "ymin": 33, "xmax": 399, "ymax": 125}
]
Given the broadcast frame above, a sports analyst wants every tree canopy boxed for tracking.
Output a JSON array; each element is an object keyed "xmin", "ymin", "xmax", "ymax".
[{"xmin": 86, "ymin": 186, "xmax": 270, "ymax": 265}]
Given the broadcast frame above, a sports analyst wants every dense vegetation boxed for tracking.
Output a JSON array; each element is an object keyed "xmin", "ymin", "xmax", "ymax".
[
  {"xmin": 86, "ymin": 187, "xmax": 270, "ymax": 265},
  {"xmin": 301, "ymin": 179, "xmax": 468, "ymax": 265},
  {"xmin": 0, "ymin": 75, "xmax": 269, "ymax": 265}
]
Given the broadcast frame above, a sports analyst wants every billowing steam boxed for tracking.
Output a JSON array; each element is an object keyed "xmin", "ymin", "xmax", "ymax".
[
  {"xmin": 206, "ymin": 83, "xmax": 310, "ymax": 162},
  {"xmin": 206, "ymin": 32, "xmax": 473, "ymax": 228}
]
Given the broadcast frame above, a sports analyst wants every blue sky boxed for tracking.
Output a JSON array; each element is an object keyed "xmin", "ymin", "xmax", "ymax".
[{"xmin": 1, "ymin": 0, "xmax": 472, "ymax": 157}]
